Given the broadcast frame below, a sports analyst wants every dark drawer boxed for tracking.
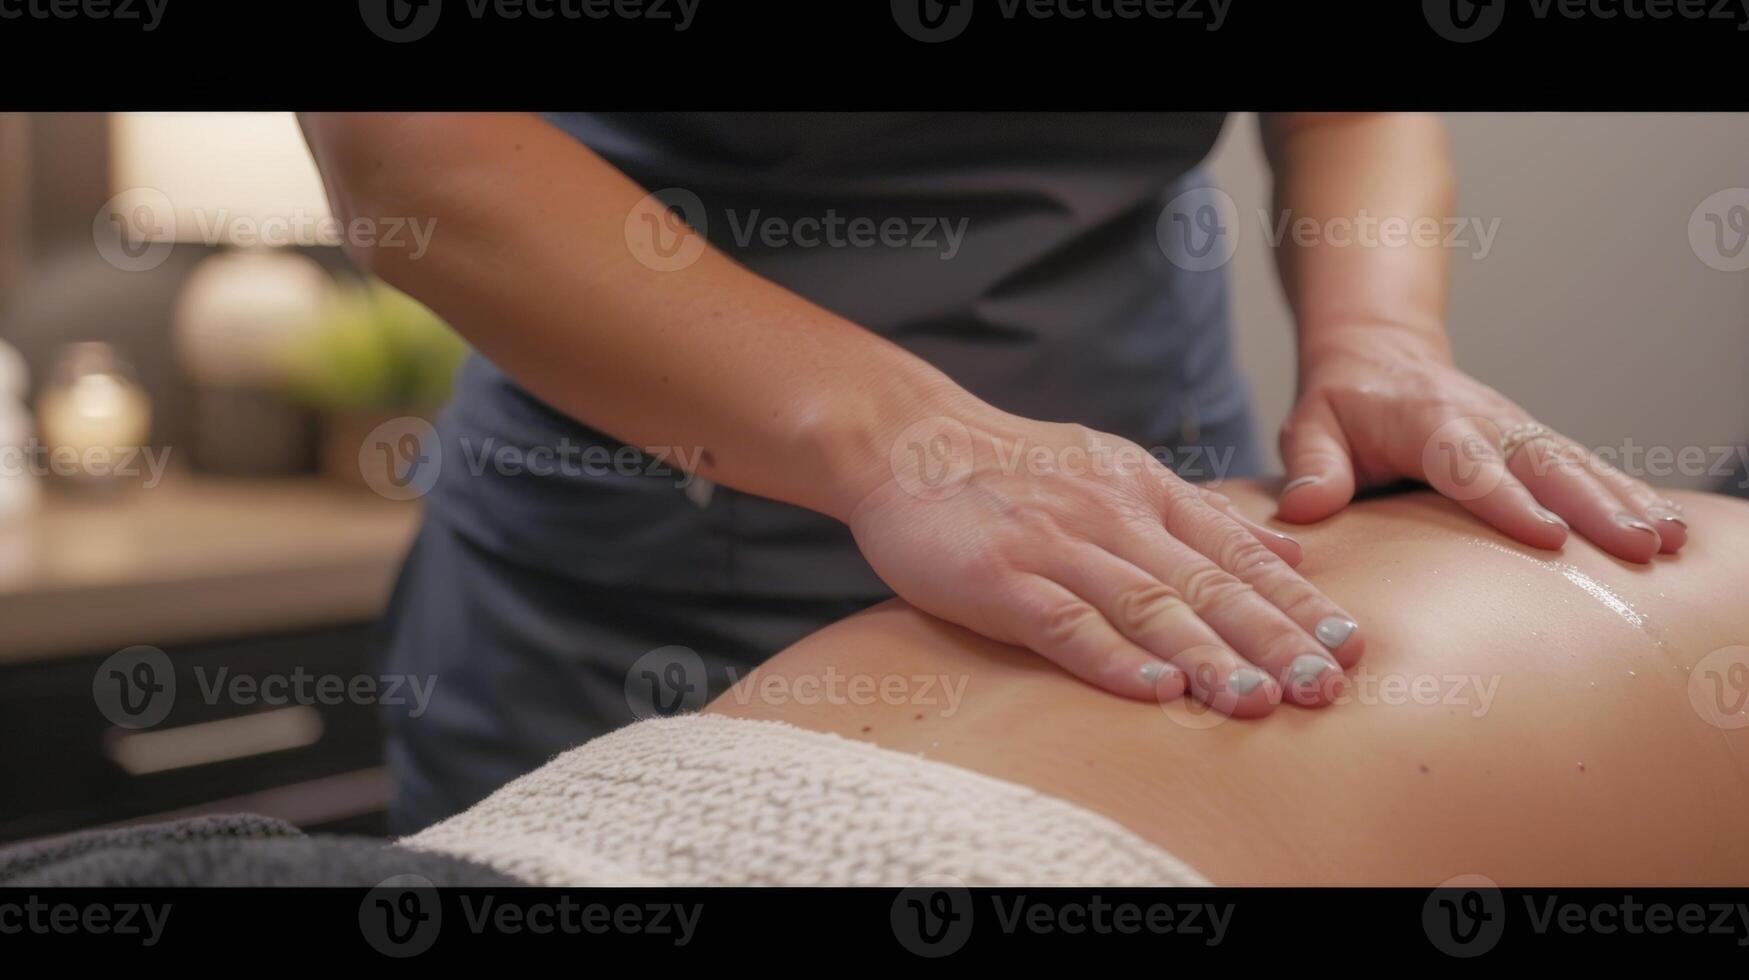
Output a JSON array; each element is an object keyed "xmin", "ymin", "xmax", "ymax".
[{"xmin": 0, "ymin": 623, "xmax": 389, "ymax": 843}]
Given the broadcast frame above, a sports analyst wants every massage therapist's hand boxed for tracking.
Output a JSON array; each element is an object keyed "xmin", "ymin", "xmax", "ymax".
[
  {"xmin": 847, "ymin": 408, "xmax": 1364, "ymax": 716},
  {"xmin": 1276, "ymin": 325, "xmax": 1687, "ymax": 562}
]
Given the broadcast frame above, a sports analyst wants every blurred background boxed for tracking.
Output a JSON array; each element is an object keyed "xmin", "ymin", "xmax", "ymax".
[
  {"xmin": 0, "ymin": 112, "xmax": 465, "ymax": 842},
  {"xmin": 0, "ymin": 112, "xmax": 1743, "ymax": 844}
]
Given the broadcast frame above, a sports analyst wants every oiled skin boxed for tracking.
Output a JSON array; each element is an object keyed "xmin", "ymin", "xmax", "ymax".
[{"xmin": 708, "ymin": 483, "xmax": 1749, "ymax": 885}]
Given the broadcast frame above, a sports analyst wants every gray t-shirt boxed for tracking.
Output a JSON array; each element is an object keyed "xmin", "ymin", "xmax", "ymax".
[{"xmin": 428, "ymin": 112, "xmax": 1258, "ymax": 597}]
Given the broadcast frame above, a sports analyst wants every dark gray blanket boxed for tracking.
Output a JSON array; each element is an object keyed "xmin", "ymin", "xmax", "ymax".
[{"xmin": 0, "ymin": 814, "xmax": 524, "ymax": 886}]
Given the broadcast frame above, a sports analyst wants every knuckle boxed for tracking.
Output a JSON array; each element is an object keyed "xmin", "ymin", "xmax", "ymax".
[
  {"xmin": 1112, "ymin": 583, "xmax": 1189, "ymax": 636},
  {"xmin": 1273, "ymin": 583, "xmax": 1331, "ymax": 624},
  {"xmin": 1035, "ymin": 599, "xmax": 1101, "ymax": 648},
  {"xmin": 1174, "ymin": 563, "xmax": 1253, "ymax": 615},
  {"xmin": 1214, "ymin": 532, "xmax": 1279, "ymax": 574}
]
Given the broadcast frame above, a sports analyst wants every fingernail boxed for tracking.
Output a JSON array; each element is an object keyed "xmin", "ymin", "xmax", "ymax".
[
  {"xmin": 1663, "ymin": 498, "xmax": 1683, "ymax": 513},
  {"xmin": 1613, "ymin": 512, "xmax": 1659, "ymax": 536},
  {"xmin": 1227, "ymin": 666, "xmax": 1268, "ymax": 696},
  {"xmin": 1645, "ymin": 506, "xmax": 1686, "ymax": 528},
  {"xmin": 1260, "ymin": 527, "xmax": 1302, "ymax": 547},
  {"xmin": 1314, "ymin": 616, "xmax": 1357, "ymax": 650},
  {"xmin": 1287, "ymin": 653, "xmax": 1335, "ymax": 687},
  {"xmin": 1282, "ymin": 476, "xmax": 1320, "ymax": 495},
  {"xmin": 1531, "ymin": 505, "xmax": 1568, "ymax": 529},
  {"xmin": 1139, "ymin": 661, "xmax": 1169, "ymax": 684}
]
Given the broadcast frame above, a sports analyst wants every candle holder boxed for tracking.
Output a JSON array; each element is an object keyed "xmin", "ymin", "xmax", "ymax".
[{"xmin": 35, "ymin": 342, "xmax": 155, "ymax": 492}]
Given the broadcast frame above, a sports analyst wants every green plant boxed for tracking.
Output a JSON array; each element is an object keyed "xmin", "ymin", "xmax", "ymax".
[{"xmin": 281, "ymin": 278, "xmax": 467, "ymax": 412}]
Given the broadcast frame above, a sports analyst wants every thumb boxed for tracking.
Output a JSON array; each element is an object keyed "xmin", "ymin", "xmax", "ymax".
[{"xmin": 1275, "ymin": 396, "xmax": 1357, "ymax": 524}]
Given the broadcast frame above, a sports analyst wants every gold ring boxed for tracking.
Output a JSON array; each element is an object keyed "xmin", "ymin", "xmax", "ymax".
[{"xmin": 1498, "ymin": 422, "xmax": 1552, "ymax": 462}]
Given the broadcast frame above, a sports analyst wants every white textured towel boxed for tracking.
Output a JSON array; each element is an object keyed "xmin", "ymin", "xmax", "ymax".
[{"xmin": 401, "ymin": 714, "xmax": 1208, "ymax": 886}]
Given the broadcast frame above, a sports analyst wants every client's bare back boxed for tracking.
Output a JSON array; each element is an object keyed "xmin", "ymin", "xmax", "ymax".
[{"xmin": 710, "ymin": 484, "xmax": 1749, "ymax": 885}]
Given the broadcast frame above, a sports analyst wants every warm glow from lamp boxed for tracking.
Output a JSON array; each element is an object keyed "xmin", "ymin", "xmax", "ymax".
[{"xmin": 109, "ymin": 112, "xmax": 333, "ymax": 245}]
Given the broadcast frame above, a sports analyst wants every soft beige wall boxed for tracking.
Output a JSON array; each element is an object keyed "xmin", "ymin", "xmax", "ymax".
[{"xmin": 1208, "ymin": 113, "xmax": 1749, "ymax": 490}]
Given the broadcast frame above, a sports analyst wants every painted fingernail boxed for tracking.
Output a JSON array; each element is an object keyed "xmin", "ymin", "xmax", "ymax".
[
  {"xmin": 1227, "ymin": 666, "xmax": 1268, "ymax": 696},
  {"xmin": 1282, "ymin": 476, "xmax": 1320, "ymax": 495},
  {"xmin": 1613, "ymin": 512, "xmax": 1659, "ymax": 536},
  {"xmin": 1645, "ymin": 506, "xmax": 1686, "ymax": 528},
  {"xmin": 1314, "ymin": 616, "xmax": 1357, "ymax": 650},
  {"xmin": 1531, "ymin": 505, "xmax": 1568, "ymax": 529},
  {"xmin": 1287, "ymin": 654, "xmax": 1335, "ymax": 687}
]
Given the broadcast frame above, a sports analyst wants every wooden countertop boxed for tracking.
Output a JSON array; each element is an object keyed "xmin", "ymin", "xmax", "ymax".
[{"xmin": 0, "ymin": 474, "xmax": 420, "ymax": 663}]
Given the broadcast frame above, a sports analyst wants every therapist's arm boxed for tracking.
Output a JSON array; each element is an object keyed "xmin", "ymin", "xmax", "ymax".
[
  {"xmin": 1261, "ymin": 112, "xmax": 1687, "ymax": 561},
  {"xmin": 300, "ymin": 112, "xmax": 1368, "ymax": 714}
]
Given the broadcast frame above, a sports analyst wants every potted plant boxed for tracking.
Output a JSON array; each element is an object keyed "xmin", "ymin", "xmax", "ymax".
[{"xmin": 279, "ymin": 278, "xmax": 466, "ymax": 489}]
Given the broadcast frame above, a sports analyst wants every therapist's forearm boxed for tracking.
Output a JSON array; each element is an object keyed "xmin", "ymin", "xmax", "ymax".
[
  {"xmin": 1260, "ymin": 112, "xmax": 1456, "ymax": 365},
  {"xmin": 299, "ymin": 112, "xmax": 979, "ymax": 521}
]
